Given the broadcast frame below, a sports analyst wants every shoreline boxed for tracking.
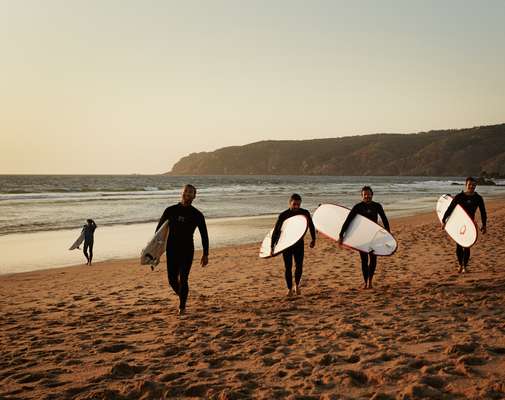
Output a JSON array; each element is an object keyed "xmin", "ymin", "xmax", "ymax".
[
  {"xmin": 0, "ymin": 207, "xmax": 444, "ymax": 277},
  {"xmin": 1, "ymin": 198, "xmax": 500, "ymax": 276},
  {"xmin": 0, "ymin": 215, "xmax": 278, "ymax": 275}
]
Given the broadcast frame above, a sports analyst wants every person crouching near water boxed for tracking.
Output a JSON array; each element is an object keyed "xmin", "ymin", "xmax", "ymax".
[
  {"xmin": 156, "ymin": 184, "xmax": 209, "ymax": 316},
  {"xmin": 271, "ymin": 193, "xmax": 316, "ymax": 297},
  {"xmin": 338, "ymin": 186, "xmax": 390, "ymax": 289}
]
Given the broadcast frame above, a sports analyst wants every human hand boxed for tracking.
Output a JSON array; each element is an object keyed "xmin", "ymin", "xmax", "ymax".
[{"xmin": 200, "ymin": 254, "xmax": 209, "ymax": 267}]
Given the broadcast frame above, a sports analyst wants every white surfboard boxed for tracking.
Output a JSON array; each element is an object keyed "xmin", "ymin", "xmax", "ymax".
[
  {"xmin": 436, "ymin": 194, "xmax": 477, "ymax": 248},
  {"xmin": 313, "ymin": 203, "xmax": 397, "ymax": 256},
  {"xmin": 69, "ymin": 230, "xmax": 85, "ymax": 250},
  {"xmin": 140, "ymin": 221, "xmax": 169, "ymax": 268},
  {"xmin": 259, "ymin": 215, "xmax": 308, "ymax": 258}
]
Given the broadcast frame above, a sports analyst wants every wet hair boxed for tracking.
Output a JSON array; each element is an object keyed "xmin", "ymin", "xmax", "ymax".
[
  {"xmin": 465, "ymin": 176, "xmax": 476, "ymax": 184},
  {"xmin": 183, "ymin": 184, "xmax": 197, "ymax": 193},
  {"xmin": 290, "ymin": 193, "xmax": 302, "ymax": 202},
  {"xmin": 361, "ymin": 186, "xmax": 373, "ymax": 194}
]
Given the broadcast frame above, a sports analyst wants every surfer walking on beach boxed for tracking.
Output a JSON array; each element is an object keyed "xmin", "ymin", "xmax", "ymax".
[
  {"xmin": 271, "ymin": 193, "xmax": 316, "ymax": 297},
  {"xmin": 83, "ymin": 219, "xmax": 97, "ymax": 266},
  {"xmin": 156, "ymin": 184, "xmax": 209, "ymax": 315},
  {"xmin": 338, "ymin": 186, "xmax": 390, "ymax": 289},
  {"xmin": 442, "ymin": 176, "xmax": 487, "ymax": 273}
]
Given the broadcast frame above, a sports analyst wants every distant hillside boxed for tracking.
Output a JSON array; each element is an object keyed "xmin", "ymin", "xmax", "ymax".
[{"xmin": 168, "ymin": 124, "xmax": 505, "ymax": 176}]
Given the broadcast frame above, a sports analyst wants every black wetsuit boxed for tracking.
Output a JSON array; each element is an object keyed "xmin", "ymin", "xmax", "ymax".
[
  {"xmin": 271, "ymin": 208, "xmax": 316, "ymax": 290},
  {"xmin": 156, "ymin": 203, "xmax": 209, "ymax": 310},
  {"xmin": 82, "ymin": 221, "xmax": 96, "ymax": 263},
  {"xmin": 339, "ymin": 202, "xmax": 390, "ymax": 284},
  {"xmin": 442, "ymin": 191, "xmax": 487, "ymax": 268}
]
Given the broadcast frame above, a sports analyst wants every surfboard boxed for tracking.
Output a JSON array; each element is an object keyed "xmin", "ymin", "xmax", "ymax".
[
  {"xmin": 436, "ymin": 194, "xmax": 477, "ymax": 248},
  {"xmin": 69, "ymin": 230, "xmax": 85, "ymax": 250},
  {"xmin": 259, "ymin": 215, "xmax": 308, "ymax": 258},
  {"xmin": 313, "ymin": 203, "xmax": 397, "ymax": 256},
  {"xmin": 140, "ymin": 221, "xmax": 169, "ymax": 268}
]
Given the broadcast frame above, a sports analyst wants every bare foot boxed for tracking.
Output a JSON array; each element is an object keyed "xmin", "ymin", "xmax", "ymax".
[
  {"xmin": 287, "ymin": 289, "xmax": 293, "ymax": 297},
  {"xmin": 177, "ymin": 308, "xmax": 185, "ymax": 316},
  {"xmin": 294, "ymin": 285, "xmax": 301, "ymax": 296},
  {"xmin": 362, "ymin": 283, "xmax": 368, "ymax": 289},
  {"xmin": 458, "ymin": 265, "xmax": 463, "ymax": 273}
]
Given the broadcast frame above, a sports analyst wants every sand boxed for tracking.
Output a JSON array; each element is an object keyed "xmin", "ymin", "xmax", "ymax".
[{"xmin": 1, "ymin": 201, "xmax": 505, "ymax": 400}]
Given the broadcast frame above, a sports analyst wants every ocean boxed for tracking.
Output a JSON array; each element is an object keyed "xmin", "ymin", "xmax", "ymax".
[{"xmin": 1, "ymin": 175, "xmax": 503, "ymax": 274}]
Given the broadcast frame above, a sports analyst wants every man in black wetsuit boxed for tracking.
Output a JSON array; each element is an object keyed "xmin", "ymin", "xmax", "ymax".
[
  {"xmin": 83, "ymin": 219, "xmax": 97, "ymax": 266},
  {"xmin": 156, "ymin": 184, "xmax": 209, "ymax": 315},
  {"xmin": 338, "ymin": 186, "xmax": 390, "ymax": 289},
  {"xmin": 442, "ymin": 176, "xmax": 487, "ymax": 273},
  {"xmin": 271, "ymin": 193, "xmax": 316, "ymax": 297}
]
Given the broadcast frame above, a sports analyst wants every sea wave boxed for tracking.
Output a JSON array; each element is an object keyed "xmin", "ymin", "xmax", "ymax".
[
  {"xmin": 2, "ymin": 175, "xmax": 504, "ymax": 237},
  {"xmin": 0, "ymin": 211, "xmax": 280, "ymax": 236},
  {"xmin": 393, "ymin": 180, "xmax": 463, "ymax": 188}
]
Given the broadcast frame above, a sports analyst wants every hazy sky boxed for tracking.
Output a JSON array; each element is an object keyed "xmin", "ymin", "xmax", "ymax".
[{"xmin": 1, "ymin": 0, "xmax": 504, "ymax": 174}]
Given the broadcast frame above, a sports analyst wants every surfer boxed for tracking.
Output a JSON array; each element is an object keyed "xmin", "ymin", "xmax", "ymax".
[
  {"xmin": 83, "ymin": 219, "xmax": 97, "ymax": 266},
  {"xmin": 271, "ymin": 194, "xmax": 316, "ymax": 296},
  {"xmin": 338, "ymin": 186, "xmax": 390, "ymax": 289},
  {"xmin": 156, "ymin": 184, "xmax": 209, "ymax": 315},
  {"xmin": 442, "ymin": 176, "xmax": 487, "ymax": 273}
]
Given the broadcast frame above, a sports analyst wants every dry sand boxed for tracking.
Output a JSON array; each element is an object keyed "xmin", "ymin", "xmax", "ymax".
[{"xmin": 1, "ymin": 201, "xmax": 505, "ymax": 400}]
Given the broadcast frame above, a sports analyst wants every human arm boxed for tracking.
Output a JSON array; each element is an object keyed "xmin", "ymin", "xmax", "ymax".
[
  {"xmin": 270, "ymin": 212, "xmax": 285, "ymax": 252},
  {"xmin": 479, "ymin": 196, "xmax": 487, "ymax": 233},
  {"xmin": 378, "ymin": 204, "xmax": 390, "ymax": 232},
  {"xmin": 155, "ymin": 208, "xmax": 170, "ymax": 232},
  {"xmin": 197, "ymin": 213, "xmax": 209, "ymax": 266},
  {"xmin": 306, "ymin": 210, "xmax": 316, "ymax": 247},
  {"xmin": 442, "ymin": 195, "xmax": 458, "ymax": 227},
  {"xmin": 339, "ymin": 206, "xmax": 358, "ymax": 244}
]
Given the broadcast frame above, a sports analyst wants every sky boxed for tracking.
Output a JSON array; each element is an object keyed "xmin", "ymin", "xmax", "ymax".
[{"xmin": 1, "ymin": 0, "xmax": 504, "ymax": 174}]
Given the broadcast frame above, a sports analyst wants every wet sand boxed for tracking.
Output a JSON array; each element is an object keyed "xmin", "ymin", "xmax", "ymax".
[{"xmin": 1, "ymin": 201, "xmax": 505, "ymax": 399}]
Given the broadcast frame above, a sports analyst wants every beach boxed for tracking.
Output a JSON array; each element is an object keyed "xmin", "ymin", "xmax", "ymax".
[{"xmin": 1, "ymin": 200, "xmax": 504, "ymax": 399}]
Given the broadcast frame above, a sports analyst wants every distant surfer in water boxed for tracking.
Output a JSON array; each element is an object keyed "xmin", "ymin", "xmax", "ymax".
[
  {"xmin": 156, "ymin": 184, "xmax": 209, "ymax": 315},
  {"xmin": 338, "ymin": 186, "xmax": 390, "ymax": 289},
  {"xmin": 442, "ymin": 176, "xmax": 487, "ymax": 273},
  {"xmin": 271, "ymin": 193, "xmax": 316, "ymax": 297},
  {"xmin": 83, "ymin": 219, "xmax": 97, "ymax": 266}
]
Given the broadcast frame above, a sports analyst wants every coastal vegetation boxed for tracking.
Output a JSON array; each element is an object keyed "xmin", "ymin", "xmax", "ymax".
[{"xmin": 169, "ymin": 124, "xmax": 505, "ymax": 177}]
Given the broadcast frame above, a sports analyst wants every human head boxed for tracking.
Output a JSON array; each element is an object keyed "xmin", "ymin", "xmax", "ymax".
[
  {"xmin": 289, "ymin": 193, "xmax": 302, "ymax": 210},
  {"xmin": 361, "ymin": 186, "xmax": 373, "ymax": 203},
  {"xmin": 86, "ymin": 219, "xmax": 93, "ymax": 224},
  {"xmin": 181, "ymin": 184, "xmax": 197, "ymax": 205},
  {"xmin": 465, "ymin": 176, "xmax": 477, "ymax": 193}
]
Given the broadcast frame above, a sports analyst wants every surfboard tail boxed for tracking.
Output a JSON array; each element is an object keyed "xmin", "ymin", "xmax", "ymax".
[{"xmin": 370, "ymin": 229, "xmax": 397, "ymax": 256}]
